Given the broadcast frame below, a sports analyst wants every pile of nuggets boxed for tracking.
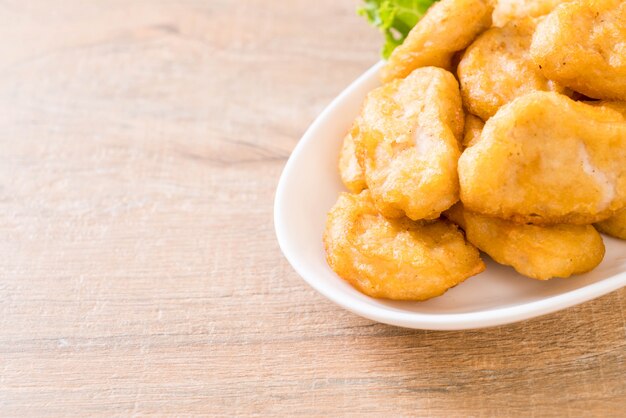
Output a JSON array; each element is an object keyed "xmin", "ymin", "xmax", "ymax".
[{"xmin": 324, "ymin": 0, "xmax": 626, "ymax": 301}]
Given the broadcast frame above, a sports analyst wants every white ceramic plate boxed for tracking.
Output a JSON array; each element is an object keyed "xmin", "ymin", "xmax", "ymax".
[{"xmin": 274, "ymin": 61, "xmax": 626, "ymax": 330}]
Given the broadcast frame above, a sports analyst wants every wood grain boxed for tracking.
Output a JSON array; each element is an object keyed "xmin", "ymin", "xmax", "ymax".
[{"xmin": 0, "ymin": 1, "xmax": 624, "ymax": 416}]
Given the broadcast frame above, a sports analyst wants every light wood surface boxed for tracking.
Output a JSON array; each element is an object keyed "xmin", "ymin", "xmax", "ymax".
[{"xmin": 1, "ymin": 1, "xmax": 625, "ymax": 416}]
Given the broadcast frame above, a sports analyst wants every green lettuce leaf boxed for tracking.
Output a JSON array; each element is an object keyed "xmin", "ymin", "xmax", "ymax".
[{"xmin": 358, "ymin": 0, "xmax": 439, "ymax": 59}]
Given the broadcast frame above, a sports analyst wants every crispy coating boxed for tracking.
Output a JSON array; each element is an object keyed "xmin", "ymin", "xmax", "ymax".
[
  {"xmin": 445, "ymin": 203, "xmax": 605, "ymax": 280},
  {"xmin": 354, "ymin": 67, "xmax": 463, "ymax": 220},
  {"xmin": 462, "ymin": 114, "xmax": 484, "ymax": 149},
  {"xmin": 587, "ymin": 100, "xmax": 626, "ymax": 116},
  {"xmin": 531, "ymin": 0, "xmax": 626, "ymax": 100},
  {"xmin": 493, "ymin": 0, "xmax": 571, "ymax": 27},
  {"xmin": 458, "ymin": 18, "xmax": 567, "ymax": 121},
  {"xmin": 324, "ymin": 191, "xmax": 485, "ymax": 300},
  {"xmin": 595, "ymin": 208, "xmax": 626, "ymax": 240},
  {"xmin": 338, "ymin": 134, "xmax": 366, "ymax": 193},
  {"xmin": 458, "ymin": 92, "xmax": 626, "ymax": 224},
  {"xmin": 381, "ymin": 0, "xmax": 493, "ymax": 83}
]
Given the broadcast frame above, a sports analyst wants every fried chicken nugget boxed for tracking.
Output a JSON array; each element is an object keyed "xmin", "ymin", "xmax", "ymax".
[
  {"xmin": 462, "ymin": 114, "xmax": 484, "ymax": 149},
  {"xmin": 445, "ymin": 203, "xmax": 605, "ymax": 280},
  {"xmin": 595, "ymin": 208, "xmax": 626, "ymax": 240},
  {"xmin": 324, "ymin": 191, "xmax": 485, "ymax": 300},
  {"xmin": 381, "ymin": 0, "xmax": 493, "ymax": 83},
  {"xmin": 354, "ymin": 67, "xmax": 463, "ymax": 220},
  {"xmin": 458, "ymin": 18, "xmax": 568, "ymax": 121},
  {"xmin": 586, "ymin": 101, "xmax": 626, "ymax": 239},
  {"xmin": 531, "ymin": 0, "xmax": 626, "ymax": 100},
  {"xmin": 338, "ymin": 134, "xmax": 366, "ymax": 193},
  {"xmin": 458, "ymin": 92, "xmax": 626, "ymax": 224},
  {"xmin": 492, "ymin": 0, "xmax": 571, "ymax": 27}
]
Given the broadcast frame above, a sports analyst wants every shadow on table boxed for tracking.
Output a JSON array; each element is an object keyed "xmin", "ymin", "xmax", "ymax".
[{"xmin": 340, "ymin": 289, "xmax": 625, "ymax": 414}]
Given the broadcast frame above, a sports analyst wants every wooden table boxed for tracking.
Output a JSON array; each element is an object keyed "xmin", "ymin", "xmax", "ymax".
[{"xmin": 1, "ymin": 1, "xmax": 625, "ymax": 416}]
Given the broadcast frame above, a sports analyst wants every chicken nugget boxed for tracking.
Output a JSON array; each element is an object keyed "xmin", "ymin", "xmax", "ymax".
[
  {"xmin": 493, "ymin": 0, "xmax": 571, "ymax": 27},
  {"xmin": 458, "ymin": 18, "xmax": 568, "ymax": 121},
  {"xmin": 445, "ymin": 203, "xmax": 605, "ymax": 280},
  {"xmin": 458, "ymin": 92, "xmax": 626, "ymax": 224},
  {"xmin": 338, "ymin": 133, "xmax": 366, "ymax": 193},
  {"xmin": 531, "ymin": 0, "xmax": 626, "ymax": 100},
  {"xmin": 354, "ymin": 67, "xmax": 463, "ymax": 220},
  {"xmin": 324, "ymin": 191, "xmax": 485, "ymax": 300},
  {"xmin": 462, "ymin": 114, "xmax": 484, "ymax": 149},
  {"xmin": 595, "ymin": 208, "xmax": 626, "ymax": 240},
  {"xmin": 381, "ymin": 0, "xmax": 493, "ymax": 83},
  {"xmin": 582, "ymin": 101, "xmax": 626, "ymax": 237}
]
